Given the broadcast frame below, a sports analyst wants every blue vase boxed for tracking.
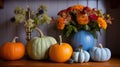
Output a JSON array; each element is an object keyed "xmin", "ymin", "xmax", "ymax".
[{"xmin": 71, "ymin": 30, "xmax": 94, "ymax": 50}]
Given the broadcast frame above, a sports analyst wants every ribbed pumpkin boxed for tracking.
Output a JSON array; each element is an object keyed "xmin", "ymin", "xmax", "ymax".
[
  {"xmin": 49, "ymin": 35, "xmax": 73, "ymax": 63},
  {"xmin": 89, "ymin": 43, "xmax": 111, "ymax": 62},
  {"xmin": 72, "ymin": 47, "xmax": 90, "ymax": 63},
  {"xmin": 0, "ymin": 36, "xmax": 25, "ymax": 60},
  {"xmin": 27, "ymin": 27, "xmax": 57, "ymax": 60}
]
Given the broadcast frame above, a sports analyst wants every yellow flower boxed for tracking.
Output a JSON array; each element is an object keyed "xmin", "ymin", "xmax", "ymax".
[
  {"xmin": 76, "ymin": 14, "xmax": 89, "ymax": 25},
  {"xmin": 57, "ymin": 17, "xmax": 65, "ymax": 30},
  {"xmin": 72, "ymin": 4, "xmax": 84, "ymax": 11},
  {"xmin": 97, "ymin": 17, "xmax": 107, "ymax": 30}
]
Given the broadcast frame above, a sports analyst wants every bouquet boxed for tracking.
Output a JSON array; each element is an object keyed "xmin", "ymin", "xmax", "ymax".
[
  {"xmin": 11, "ymin": 4, "xmax": 52, "ymax": 29},
  {"xmin": 10, "ymin": 4, "xmax": 52, "ymax": 41},
  {"xmin": 56, "ymin": 4, "xmax": 112, "ymax": 38}
]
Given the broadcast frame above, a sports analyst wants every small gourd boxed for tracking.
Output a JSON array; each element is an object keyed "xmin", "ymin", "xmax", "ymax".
[
  {"xmin": 72, "ymin": 47, "xmax": 90, "ymax": 63},
  {"xmin": 89, "ymin": 43, "xmax": 111, "ymax": 62},
  {"xmin": 49, "ymin": 35, "xmax": 73, "ymax": 63},
  {"xmin": 27, "ymin": 27, "xmax": 57, "ymax": 60}
]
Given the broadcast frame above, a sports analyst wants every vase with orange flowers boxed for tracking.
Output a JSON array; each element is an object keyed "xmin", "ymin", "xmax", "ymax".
[{"xmin": 56, "ymin": 4, "xmax": 112, "ymax": 50}]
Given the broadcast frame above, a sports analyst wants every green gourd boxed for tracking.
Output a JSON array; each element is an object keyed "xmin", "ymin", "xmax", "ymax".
[
  {"xmin": 72, "ymin": 47, "xmax": 90, "ymax": 63},
  {"xmin": 27, "ymin": 27, "xmax": 57, "ymax": 60},
  {"xmin": 89, "ymin": 43, "xmax": 111, "ymax": 62}
]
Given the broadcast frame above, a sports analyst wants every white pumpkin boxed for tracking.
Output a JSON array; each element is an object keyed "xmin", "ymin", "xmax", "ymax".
[
  {"xmin": 72, "ymin": 48, "xmax": 90, "ymax": 63},
  {"xmin": 89, "ymin": 43, "xmax": 111, "ymax": 62},
  {"xmin": 27, "ymin": 27, "xmax": 57, "ymax": 60}
]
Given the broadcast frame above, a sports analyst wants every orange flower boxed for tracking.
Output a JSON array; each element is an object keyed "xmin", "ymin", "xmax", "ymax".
[
  {"xmin": 76, "ymin": 14, "xmax": 89, "ymax": 25},
  {"xmin": 72, "ymin": 4, "xmax": 84, "ymax": 11},
  {"xmin": 57, "ymin": 17, "xmax": 65, "ymax": 30},
  {"xmin": 97, "ymin": 17, "xmax": 107, "ymax": 29}
]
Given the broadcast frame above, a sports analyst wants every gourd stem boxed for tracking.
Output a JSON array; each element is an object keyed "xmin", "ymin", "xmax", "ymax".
[
  {"xmin": 35, "ymin": 27, "xmax": 44, "ymax": 37},
  {"xmin": 79, "ymin": 46, "xmax": 82, "ymax": 52},
  {"xmin": 59, "ymin": 35, "xmax": 62, "ymax": 45},
  {"xmin": 99, "ymin": 43, "xmax": 103, "ymax": 48},
  {"xmin": 12, "ymin": 36, "xmax": 18, "ymax": 43}
]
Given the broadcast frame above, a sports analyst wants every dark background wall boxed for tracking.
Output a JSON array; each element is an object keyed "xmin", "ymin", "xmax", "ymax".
[{"xmin": 106, "ymin": 0, "xmax": 120, "ymax": 57}]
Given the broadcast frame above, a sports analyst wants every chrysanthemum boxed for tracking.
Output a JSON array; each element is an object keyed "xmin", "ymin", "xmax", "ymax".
[
  {"xmin": 97, "ymin": 17, "xmax": 107, "ymax": 30},
  {"xmin": 57, "ymin": 17, "xmax": 65, "ymax": 30},
  {"xmin": 72, "ymin": 4, "xmax": 84, "ymax": 11},
  {"xmin": 76, "ymin": 14, "xmax": 89, "ymax": 25}
]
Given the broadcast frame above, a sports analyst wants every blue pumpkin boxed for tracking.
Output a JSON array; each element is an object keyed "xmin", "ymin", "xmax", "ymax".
[
  {"xmin": 89, "ymin": 43, "xmax": 111, "ymax": 62},
  {"xmin": 72, "ymin": 30, "xmax": 94, "ymax": 50}
]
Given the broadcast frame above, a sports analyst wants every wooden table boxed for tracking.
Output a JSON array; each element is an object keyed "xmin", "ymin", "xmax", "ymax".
[{"xmin": 0, "ymin": 57, "xmax": 120, "ymax": 67}]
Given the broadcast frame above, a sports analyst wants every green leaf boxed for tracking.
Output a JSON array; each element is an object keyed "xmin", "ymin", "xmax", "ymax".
[
  {"xmin": 84, "ymin": 25, "xmax": 90, "ymax": 31},
  {"xmin": 90, "ymin": 30, "xmax": 98, "ymax": 39},
  {"xmin": 65, "ymin": 25, "xmax": 73, "ymax": 37},
  {"xmin": 72, "ymin": 25, "xmax": 78, "ymax": 33}
]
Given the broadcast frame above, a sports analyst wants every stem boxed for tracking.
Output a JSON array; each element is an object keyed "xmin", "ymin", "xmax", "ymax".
[
  {"xmin": 99, "ymin": 43, "xmax": 103, "ymax": 48},
  {"xmin": 26, "ymin": 5, "xmax": 30, "ymax": 20},
  {"xmin": 79, "ymin": 46, "xmax": 83, "ymax": 52},
  {"xmin": 80, "ymin": 48, "xmax": 82, "ymax": 53},
  {"xmin": 35, "ymin": 27, "xmax": 44, "ymax": 37},
  {"xmin": 59, "ymin": 35, "xmax": 62, "ymax": 45},
  {"xmin": 12, "ymin": 36, "xmax": 18, "ymax": 43}
]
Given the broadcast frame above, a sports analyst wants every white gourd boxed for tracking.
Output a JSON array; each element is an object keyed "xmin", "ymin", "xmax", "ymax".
[
  {"xmin": 27, "ymin": 27, "xmax": 57, "ymax": 60},
  {"xmin": 72, "ymin": 48, "xmax": 90, "ymax": 63},
  {"xmin": 89, "ymin": 43, "xmax": 111, "ymax": 62}
]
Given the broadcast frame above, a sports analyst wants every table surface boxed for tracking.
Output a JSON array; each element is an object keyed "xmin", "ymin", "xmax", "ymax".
[{"xmin": 0, "ymin": 57, "xmax": 120, "ymax": 67}]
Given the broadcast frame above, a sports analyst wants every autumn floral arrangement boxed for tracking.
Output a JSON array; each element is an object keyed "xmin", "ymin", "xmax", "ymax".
[
  {"xmin": 56, "ymin": 4, "xmax": 112, "ymax": 38},
  {"xmin": 10, "ymin": 4, "xmax": 52, "ymax": 41}
]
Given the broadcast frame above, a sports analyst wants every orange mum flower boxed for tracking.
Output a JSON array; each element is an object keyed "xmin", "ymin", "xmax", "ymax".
[
  {"xmin": 72, "ymin": 4, "xmax": 84, "ymax": 11},
  {"xmin": 77, "ymin": 14, "xmax": 89, "ymax": 25},
  {"xmin": 97, "ymin": 17, "xmax": 107, "ymax": 30},
  {"xmin": 57, "ymin": 17, "xmax": 65, "ymax": 30}
]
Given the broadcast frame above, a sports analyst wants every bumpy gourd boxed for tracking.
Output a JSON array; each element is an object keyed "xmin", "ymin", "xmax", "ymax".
[
  {"xmin": 72, "ymin": 47, "xmax": 90, "ymax": 63},
  {"xmin": 89, "ymin": 43, "xmax": 111, "ymax": 62},
  {"xmin": 27, "ymin": 27, "xmax": 57, "ymax": 60}
]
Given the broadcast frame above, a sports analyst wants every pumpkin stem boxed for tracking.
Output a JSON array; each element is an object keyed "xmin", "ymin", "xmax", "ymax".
[
  {"xmin": 59, "ymin": 35, "xmax": 62, "ymax": 45},
  {"xmin": 79, "ymin": 46, "xmax": 83, "ymax": 52},
  {"xmin": 12, "ymin": 36, "xmax": 18, "ymax": 43},
  {"xmin": 99, "ymin": 43, "xmax": 103, "ymax": 48},
  {"xmin": 35, "ymin": 27, "xmax": 44, "ymax": 37}
]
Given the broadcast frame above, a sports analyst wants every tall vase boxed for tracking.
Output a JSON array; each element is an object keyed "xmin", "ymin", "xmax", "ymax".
[{"xmin": 71, "ymin": 30, "xmax": 94, "ymax": 50}]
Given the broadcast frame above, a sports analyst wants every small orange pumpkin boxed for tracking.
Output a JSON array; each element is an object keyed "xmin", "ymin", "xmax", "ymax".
[
  {"xmin": 49, "ymin": 35, "xmax": 73, "ymax": 62},
  {"xmin": 0, "ymin": 36, "xmax": 25, "ymax": 60}
]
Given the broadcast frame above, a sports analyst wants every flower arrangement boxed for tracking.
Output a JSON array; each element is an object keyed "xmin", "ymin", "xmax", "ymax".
[
  {"xmin": 56, "ymin": 4, "xmax": 112, "ymax": 38},
  {"xmin": 10, "ymin": 4, "xmax": 52, "ymax": 41},
  {"xmin": 11, "ymin": 4, "xmax": 52, "ymax": 29}
]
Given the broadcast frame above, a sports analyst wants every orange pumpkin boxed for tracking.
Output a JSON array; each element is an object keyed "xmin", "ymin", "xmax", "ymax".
[
  {"xmin": 0, "ymin": 36, "xmax": 25, "ymax": 60},
  {"xmin": 49, "ymin": 35, "xmax": 73, "ymax": 62}
]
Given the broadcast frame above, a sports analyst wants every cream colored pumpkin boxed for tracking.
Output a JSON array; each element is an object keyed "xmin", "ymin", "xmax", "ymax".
[{"xmin": 27, "ymin": 27, "xmax": 57, "ymax": 60}]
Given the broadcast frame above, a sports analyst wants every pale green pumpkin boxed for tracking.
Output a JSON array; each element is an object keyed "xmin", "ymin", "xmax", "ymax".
[{"xmin": 27, "ymin": 27, "xmax": 57, "ymax": 60}]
